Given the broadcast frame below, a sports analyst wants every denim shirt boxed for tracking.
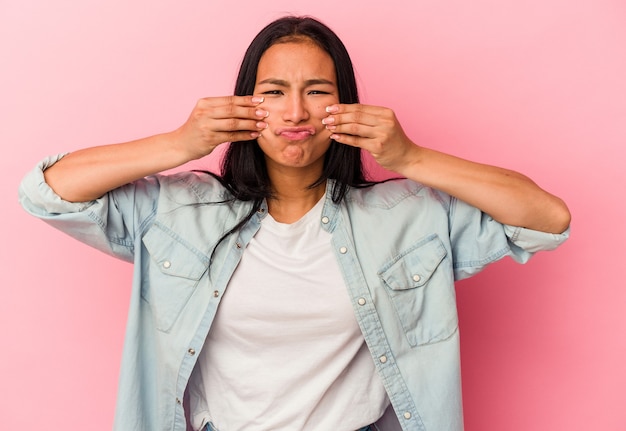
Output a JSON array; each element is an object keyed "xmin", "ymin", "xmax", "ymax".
[{"xmin": 19, "ymin": 154, "xmax": 568, "ymax": 431}]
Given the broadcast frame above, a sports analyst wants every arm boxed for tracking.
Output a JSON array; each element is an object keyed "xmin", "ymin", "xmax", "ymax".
[
  {"xmin": 45, "ymin": 96, "xmax": 268, "ymax": 202},
  {"xmin": 323, "ymin": 104, "xmax": 571, "ymax": 234}
]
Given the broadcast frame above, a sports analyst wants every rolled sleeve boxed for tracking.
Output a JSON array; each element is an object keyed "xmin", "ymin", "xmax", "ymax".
[
  {"xmin": 449, "ymin": 195, "xmax": 570, "ymax": 280},
  {"xmin": 504, "ymin": 224, "xmax": 570, "ymax": 256},
  {"xmin": 19, "ymin": 153, "xmax": 96, "ymax": 215},
  {"xmin": 18, "ymin": 154, "xmax": 159, "ymax": 263}
]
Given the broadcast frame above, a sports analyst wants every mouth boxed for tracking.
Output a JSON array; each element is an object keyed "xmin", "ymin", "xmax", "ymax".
[{"xmin": 275, "ymin": 126, "xmax": 317, "ymax": 141}]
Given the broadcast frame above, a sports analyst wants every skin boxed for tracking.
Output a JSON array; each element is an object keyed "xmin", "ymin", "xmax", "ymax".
[
  {"xmin": 43, "ymin": 38, "xmax": 570, "ymax": 232},
  {"xmin": 252, "ymin": 40, "xmax": 339, "ymax": 222},
  {"xmin": 323, "ymin": 104, "xmax": 571, "ymax": 233}
]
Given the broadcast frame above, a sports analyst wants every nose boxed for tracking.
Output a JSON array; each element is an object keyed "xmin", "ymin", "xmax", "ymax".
[{"xmin": 282, "ymin": 93, "xmax": 310, "ymax": 123}]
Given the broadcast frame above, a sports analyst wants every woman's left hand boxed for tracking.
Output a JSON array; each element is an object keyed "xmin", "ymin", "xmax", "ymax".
[
  {"xmin": 322, "ymin": 105, "xmax": 571, "ymax": 234},
  {"xmin": 322, "ymin": 103, "xmax": 419, "ymax": 174}
]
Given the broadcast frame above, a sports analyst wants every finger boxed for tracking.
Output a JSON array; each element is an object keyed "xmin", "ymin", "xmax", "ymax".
[
  {"xmin": 212, "ymin": 118, "xmax": 269, "ymax": 133},
  {"xmin": 325, "ymin": 103, "xmax": 396, "ymax": 127},
  {"xmin": 196, "ymin": 96, "xmax": 269, "ymax": 120},
  {"xmin": 323, "ymin": 112, "xmax": 386, "ymax": 134},
  {"xmin": 200, "ymin": 95, "xmax": 265, "ymax": 108},
  {"xmin": 330, "ymin": 132, "xmax": 370, "ymax": 148},
  {"xmin": 325, "ymin": 103, "xmax": 388, "ymax": 116},
  {"xmin": 205, "ymin": 131, "xmax": 263, "ymax": 146},
  {"xmin": 223, "ymin": 130, "xmax": 264, "ymax": 142},
  {"xmin": 203, "ymin": 103, "xmax": 270, "ymax": 121},
  {"xmin": 323, "ymin": 113, "xmax": 378, "ymax": 130},
  {"xmin": 326, "ymin": 122, "xmax": 377, "ymax": 139}
]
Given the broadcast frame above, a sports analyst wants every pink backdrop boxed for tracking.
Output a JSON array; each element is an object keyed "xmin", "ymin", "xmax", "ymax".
[{"xmin": 2, "ymin": 1, "xmax": 625, "ymax": 430}]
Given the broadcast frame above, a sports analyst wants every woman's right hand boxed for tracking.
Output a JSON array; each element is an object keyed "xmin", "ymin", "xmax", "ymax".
[
  {"xmin": 171, "ymin": 95, "xmax": 269, "ymax": 160},
  {"xmin": 43, "ymin": 95, "xmax": 268, "ymax": 202}
]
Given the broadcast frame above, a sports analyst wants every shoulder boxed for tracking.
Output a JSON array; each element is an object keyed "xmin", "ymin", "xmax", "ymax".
[
  {"xmin": 344, "ymin": 179, "xmax": 450, "ymax": 210},
  {"xmin": 146, "ymin": 170, "xmax": 233, "ymax": 205}
]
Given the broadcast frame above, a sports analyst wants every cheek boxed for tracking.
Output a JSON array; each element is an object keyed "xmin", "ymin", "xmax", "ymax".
[
  {"xmin": 310, "ymin": 96, "xmax": 339, "ymax": 121},
  {"xmin": 311, "ymin": 102, "xmax": 331, "ymax": 118},
  {"xmin": 320, "ymin": 95, "xmax": 340, "ymax": 117}
]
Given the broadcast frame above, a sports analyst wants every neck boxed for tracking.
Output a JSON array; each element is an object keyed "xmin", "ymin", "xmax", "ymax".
[{"xmin": 267, "ymin": 169, "xmax": 326, "ymax": 224}]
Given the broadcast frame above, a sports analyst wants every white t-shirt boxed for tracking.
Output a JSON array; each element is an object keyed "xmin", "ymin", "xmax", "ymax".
[{"xmin": 189, "ymin": 196, "xmax": 389, "ymax": 430}]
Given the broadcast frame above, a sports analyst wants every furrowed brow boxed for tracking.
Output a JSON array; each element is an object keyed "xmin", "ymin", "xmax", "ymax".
[
  {"xmin": 304, "ymin": 79, "xmax": 335, "ymax": 86},
  {"xmin": 256, "ymin": 78, "xmax": 289, "ymax": 86},
  {"xmin": 256, "ymin": 78, "xmax": 335, "ymax": 87}
]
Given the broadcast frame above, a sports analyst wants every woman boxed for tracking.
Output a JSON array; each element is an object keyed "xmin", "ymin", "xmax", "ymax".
[{"xmin": 19, "ymin": 16, "xmax": 570, "ymax": 431}]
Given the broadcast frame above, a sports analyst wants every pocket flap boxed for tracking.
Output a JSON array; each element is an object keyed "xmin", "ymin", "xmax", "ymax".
[
  {"xmin": 380, "ymin": 234, "xmax": 446, "ymax": 290},
  {"xmin": 142, "ymin": 225, "xmax": 208, "ymax": 280}
]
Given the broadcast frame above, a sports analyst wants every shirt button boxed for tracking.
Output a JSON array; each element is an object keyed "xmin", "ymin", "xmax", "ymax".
[
  {"xmin": 176, "ymin": 398, "xmax": 181, "ymax": 405},
  {"xmin": 412, "ymin": 274, "xmax": 421, "ymax": 282},
  {"xmin": 163, "ymin": 261, "xmax": 171, "ymax": 269},
  {"xmin": 213, "ymin": 290, "xmax": 220, "ymax": 298},
  {"xmin": 357, "ymin": 298, "xmax": 366, "ymax": 306},
  {"xmin": 379, "ymin": 355, "xmax": 388, "ymax": 364},
  {"xmin": 235, "ymin": 242, "xmax": 242, "ymax": 249},
  {"xmin": 339, "ymin": 246, "xmax": 348, "ymax": 254},
  {"xmin": 188, "ymin": 348, "xmax": 196, "ymax": 356},
  {"xmin": 321, "ymin": 216, "xmax": 330, "ymax": 224},
  {"xmin": 404, "ymin": 412, "xmax": 412, "ymax": 419}
]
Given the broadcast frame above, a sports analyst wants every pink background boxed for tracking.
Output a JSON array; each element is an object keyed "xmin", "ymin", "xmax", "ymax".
[{"xmin": 2, "ymin": 1, "xmax": 625, "ymax": 430}]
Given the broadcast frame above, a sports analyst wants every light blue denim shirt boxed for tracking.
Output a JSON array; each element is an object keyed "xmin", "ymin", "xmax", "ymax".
[{"xmin": 19, "ymin": 154, "xmax": 568, "ymax": 431}]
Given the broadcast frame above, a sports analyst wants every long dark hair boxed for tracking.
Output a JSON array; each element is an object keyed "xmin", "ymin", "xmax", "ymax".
[
  {"xmin": 221, "ymin": 16, "xmax": 367, "ymax": 203},
  {"xmin": 204, "ymin": 16, "xmax": 372, "ymax": 255}
]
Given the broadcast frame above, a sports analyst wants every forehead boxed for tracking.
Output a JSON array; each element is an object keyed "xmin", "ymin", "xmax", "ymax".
[{"xmin": 256, "ymin": 40, "xmax": 336, "ymax": 81}]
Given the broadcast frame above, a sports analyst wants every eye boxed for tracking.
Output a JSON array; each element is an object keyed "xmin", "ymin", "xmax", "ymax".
[
  {"xmin": 308, "ymin": 90, "xmax": 330, "ymax": 95},
  {"xmin": 262, "ymin": 90, "xmax": 283, "ymax": 95}
]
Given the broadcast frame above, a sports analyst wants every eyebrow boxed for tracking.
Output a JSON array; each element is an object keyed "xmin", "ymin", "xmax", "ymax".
[{"xmin": 256, "ymin": 78, "xmax": 336, "ymax": 87}]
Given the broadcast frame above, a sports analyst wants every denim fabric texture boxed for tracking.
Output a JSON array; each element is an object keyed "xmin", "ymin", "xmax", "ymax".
[{"xmin": 19, "ymin": 154, "xmax": 569, "ymax": 431}]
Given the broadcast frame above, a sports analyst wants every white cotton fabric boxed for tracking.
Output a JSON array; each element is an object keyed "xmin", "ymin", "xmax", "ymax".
[
  {"xmin": 189, "ymin": 196, "xmax": 389, "ymax": 431},
  {"xmin": 22, "ymin": 158, "xmax": 571, "ymax": 431}
]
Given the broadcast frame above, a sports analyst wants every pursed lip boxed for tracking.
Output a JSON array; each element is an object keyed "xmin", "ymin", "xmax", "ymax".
[{"xmin": 275, "ymin": 126, "xmax": 317, "ymax": 139}]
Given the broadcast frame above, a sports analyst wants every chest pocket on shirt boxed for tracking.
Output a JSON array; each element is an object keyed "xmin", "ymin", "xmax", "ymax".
[
  {"xmin": 379, "ymin": 234, "xmax": 457, "ymax": 347},
  {"xmin": 141, "ymin": 226, "xmax": 209, "ymax": 332}
]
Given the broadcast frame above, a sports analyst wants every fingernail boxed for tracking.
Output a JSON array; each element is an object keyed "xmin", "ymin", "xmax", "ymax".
[
  {"xmin": 250, "ymin": 132, "xmax": 260, "ymax": 138},
  {"xmin": 256, "ymin": 109, "xmax": 269, "ymax": 118},
  {"xmin": 256, "ymin": 121, "xmax": 268, "ymax": 129},
  {"xmin": 252, "ymin": 96, "xmax": 264, "ymax": 104},
  {"xmin": 322, "ymin": 116, "xmax": 335, "ymax": 125},
  {"xmin": 325, "ymin": 105, "xmax": 339, "ymax": 113},
  {"xmin": 330, "ymin": 134, "xmax": 339, "ymax": 140},
  {"xmin": 325, "ymin": 125, "xmax": 336, "ymax": 131}
]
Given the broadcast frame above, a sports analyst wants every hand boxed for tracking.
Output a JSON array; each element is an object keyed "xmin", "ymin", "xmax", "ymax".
[
  {"xmin": 172, "ymin": 95, "xmax": 269, "ymax": 160},
  {"xmin": 322, "ymin": 103, "xmax": 419, "ymax": 174}
]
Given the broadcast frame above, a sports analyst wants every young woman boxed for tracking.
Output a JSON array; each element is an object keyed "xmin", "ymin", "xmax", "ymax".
[{"xmin": 19, "ymin": 16, "xmax": 570, "ymax": 431}]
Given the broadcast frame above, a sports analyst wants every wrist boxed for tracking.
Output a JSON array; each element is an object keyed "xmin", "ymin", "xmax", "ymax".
[
  {"xmin": 389, "ymin": 144, "xmax": 423, "ymax": 178},
  {"xmin": 161, "ymin": 129, "xmax": 202, "ymax": 165}
]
